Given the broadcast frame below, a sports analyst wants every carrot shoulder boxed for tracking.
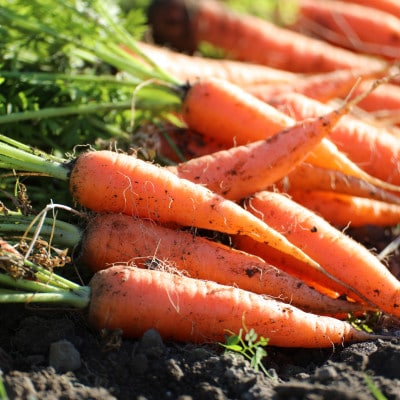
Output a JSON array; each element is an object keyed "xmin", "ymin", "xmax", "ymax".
[
  {"xmin": 241, "ymin": 190, "xmax": 400, "ymax": 317},
  {"xmin": 69, "ymin": 150, "xmax": 319, "ymax": 270},
  {"xmin": 181, "ymin": 77, "xmax": 294, "ymax": 147},
  {"xmin": 79, "ymin": 213, "xmax": 363, "ymax": 316},
  {"xmin": 88, "ymin": 264, "xmax": 380, "ymax": 347}
]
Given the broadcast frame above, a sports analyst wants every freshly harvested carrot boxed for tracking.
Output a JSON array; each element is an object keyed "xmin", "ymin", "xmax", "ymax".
[
  {"xmin": 274, "ymin": 163, "xmax": 400, "ymax": 205},
  {"xmin": 122, "ymin": 41, "xmax": 298, "ymax": 86},
  {"xmin": 0, "ymin": 142, "xmax": 321, "ymax": 272},
  {"xmin": 291, "ymin": 0, "xmax": 400, "ymax": 60},
  {"xmin": 350, "ymin": 80, "xmax": 400, "ymax": 121},
  {"xmin": 341, "ymin": 0, "xmax": 400, "ymax": 19},
  {"xmin": 269, "ymin": 91, "xmax": 400, "ymax": 186},
  {"xmin": 233, "ymin": 234, "xmax": 351, "ymax": 300},
  {"xmin": 240, "ymin": 190, "xmax": 400, "ymax": 317},
  {"xmin": 88, "ymin": 264, "xmax": 383, "ymax": 347},
  {"xmin": 77, "ymin": 213, "xmax": 365, "ymax": 315},
  {"xmin": 0, "ymin": 211, "xmax": 365, "ymax": 316},
  {"xmin": 181, "ymin": 76, "xmax": 295, "ymax": 147},
  {"xmin": 169, "ymin": 99, "xmax": 360, "ymax": 200},
  {"xmin": 0, "ymin": 245, "xmax": 386, "ymax": 348},
  {"xmin": 147, "ymin": 0, "xmax": 387, "ymax": 72},
  {"xmin": 180, "ymin": 77, "xmax": 400, "ymax": 194},
  {"xmin": 289, "ymin": 190, "xmax": 400, "ymax": 227},
  {"xmin": 245, "ymin": 68, "xmax": 385, "ymax": 104}
]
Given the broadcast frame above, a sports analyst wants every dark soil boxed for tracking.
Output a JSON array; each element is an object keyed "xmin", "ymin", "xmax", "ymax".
[{"xmin": 1, "ymin": 226, "xmax": 400, "ymax": 400}]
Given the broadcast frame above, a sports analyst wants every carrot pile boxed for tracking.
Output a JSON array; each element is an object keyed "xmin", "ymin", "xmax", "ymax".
[{"xmin": 2, "ymin": 0, "xmax": 400, "ymax": 352}]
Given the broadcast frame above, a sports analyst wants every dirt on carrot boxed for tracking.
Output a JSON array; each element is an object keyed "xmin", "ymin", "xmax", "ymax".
[
  {"xmin": 240, "ymin": 190, "xmax": 400, "ymax": 317},
  {"xmin": 77, "ymin": 212, "xmax": 366, "ymax": 316},
  {"xmin": 88, "ymin": 264, "xmax": 384, "ymax": 347}
]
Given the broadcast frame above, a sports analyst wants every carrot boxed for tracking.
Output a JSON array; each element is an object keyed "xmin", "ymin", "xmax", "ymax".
[
  {"xmin": 268, "ymin": 91, "xmax": 400, "ymax": 186},
  {"xmin": 181, "ymin": 76, "xmax": 295, "ymax": 147},
  {"xmin": 245, "ymin": 68, "xmax": 385, "ymax": 104},
  {"xmin": 180, "ymin": 77, "xmax": 400, "ymax": 194},
  {"xmin": 88, "ymin": 264, "xmax": 382, "ymax": 347},
  {"xmin": 122, "ymin": 41, "xmax": 298, "ymax": 86},
  {"xmin": 0, "ymin": 141, "xmax": 322, "ymax": 272},
  {"xmin": 240, "ymin": 190, "xmax": 400, "ymax": 317},
  {"xmin": 2, "ymin": 210, "xmax": 361, "ymax": 316},
  {"xmin": 75, "ymin": 212, "xmax": 366, "ymax": 316},
  {"xmin": 291, "ymin": 0, "xmax": 400, "ymax": 60},
  {"xmin": 147, "ymin": 0, "xmax": 388, "ymax": 73},
  {"xmin": 0, "ymin": 250, "xmax": 383, "ymax": 348},
  {"xmin": 289, "ymin": 190, "xmax": 400, "ymax": 228},
  {"xmin": 169, "ymin": 99, "xmax": 363, "ymax": 201},
  {"xmin": 274, "ymin": 163, "xmax": 400, "ymax": 205},
  {"xmin": 340, "ymin": 0, "xmax": 400, "ymax": 20},
  {"xmin": 233, "ymin": 234, "xmax": 351, "ymax": 299},
  {"xmin": 350, "ymin": 80, "xmax": 400, "ymax": 122}
]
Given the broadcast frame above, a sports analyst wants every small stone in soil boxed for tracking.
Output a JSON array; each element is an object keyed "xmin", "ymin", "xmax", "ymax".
[{"xmin": 48, "ymin": 339, "xmax": 81, "ymax": 372}]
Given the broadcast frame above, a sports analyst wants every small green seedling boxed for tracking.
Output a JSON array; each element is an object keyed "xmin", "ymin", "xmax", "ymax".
[
  {"xmin": 364, "ymin": 374, "xmax": 387, "ymax": 400},
  {"xmin": 220, "ymin": 317, "xmax": 272, "ymax": 378},
  {"xmin": 0, "ymin": 373, "xmax": 9, "ymax": 400},
  {"xmin": 347, "ymin": 311, "xmax": 381, "ymax": 334}
]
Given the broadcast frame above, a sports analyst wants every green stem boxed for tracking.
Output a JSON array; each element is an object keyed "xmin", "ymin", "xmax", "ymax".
[
  {"xmin": 0, "ymin": 289, "xmax": 90, "ymax": 308},
  {"xmin": 0, "ymin": 245, "xmax": 90, "ymax": 308},
  {"xmin": 86, "ymin": 117, "xmax": 131, "ymax": 140},
  {"xmin": 0, "ymin": 71, "xmax": 141, "ymax": 86},
  {"xmin": 0, "ymin": 215, "xmax": 82, "ymax": 249},
  {"xmin": 0, "ymin": 4, "xmax": 182, "ymax": 87},
  {"xmin": 0, "ymin": 140, "xmax": 69, "ymax": 179},
  {"xmin": 0, "ymin": 102, "xmax": 132, "ymax": 125}
]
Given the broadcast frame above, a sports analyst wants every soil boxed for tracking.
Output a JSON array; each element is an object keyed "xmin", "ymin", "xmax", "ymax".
[{"xmin": 1, "ymin": 226, "xmax": 400, "ymax": 400}]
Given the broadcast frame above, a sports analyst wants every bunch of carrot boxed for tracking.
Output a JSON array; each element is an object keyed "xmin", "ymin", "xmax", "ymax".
[{"xmin": 1, "ymin": 0, "xmax": 400, "ymax": 351}]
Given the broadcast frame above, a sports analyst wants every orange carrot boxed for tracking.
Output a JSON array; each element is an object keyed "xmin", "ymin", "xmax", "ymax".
[
  {"xmin": 240, "ymin": 190, "xmax": 400, "ymax": 317},
  {"xmin": 289, "ymin": 190, "xmax": 400, "ymax": 227},
  {"xmin": 233, "ymin": 234, "xmax": 351, "ymax": 300},
  {"xmin": 274, "ymin": 163, "xmax": 400, "ymax": 205},
  {"xmin": 67, "ymin": 150, "xmax": 324, "ymax": 271},
  {"xmin": 78, "ymin": 213, "xmax": 365, "ymax": 315},
  {"xmin": 169, "ymin": 100, "xmax": 358, "ymax": 200},
  {"xmin": 245, "ymin": 68, "xmax": 385, "ymax": 104},
  {"xmin": 0, "ymin": 243, "xmax": 384, "ymax": 348},
  {"xmin": 147, "ymin": 0, "xmax": 387, "ymax": 73},
  {"xmin": 180, "ymin": 77, "xmax": 400, "ymax": 194},
  {"xmin": 340, "ymin": 0, "xmax": 400, "ymax": 19},
  {"xmin": 291, "ymin": 0, "xmax": 400, "ymax": 60},
  {"xmin": 181, "ymin": 76, "xmax": 295, "ymax": 147},
  {"xmin": 269, "ymin": 91, "xmax": 400, "ymax": 186},
  {"xmin": 0, "ymin": 138, "xmax": 323, "ymax": 271},
  {"xmin": 88, "ymin": 264, "xmax": 382, "ymax": 347},
  {"xmin": 122, "ymin": 41, "xmax": 298, "ymax": 86},
  {"xmin": 350, "ymin": 80, "xmax": 400, "ymax": 121}
]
